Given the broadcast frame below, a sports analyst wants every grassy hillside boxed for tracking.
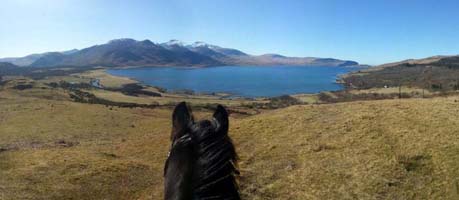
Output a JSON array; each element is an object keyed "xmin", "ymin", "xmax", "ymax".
[{"xmin": 1, "ymin": 85, "xmax": 459, "ymax": 199}]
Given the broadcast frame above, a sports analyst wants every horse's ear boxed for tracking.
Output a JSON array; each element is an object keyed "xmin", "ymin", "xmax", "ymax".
[
  {"xmin": 213, "ymin": 105, "xmax": 229, "ymax": 133},
  {"xmin": 171, "ymin": 102, "xmax": 193, "ymax": 141}
]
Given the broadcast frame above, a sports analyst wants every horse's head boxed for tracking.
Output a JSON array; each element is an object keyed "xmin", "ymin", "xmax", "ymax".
[
  {"xmin": 165, "ymin": 102, "xmax": 240, "ymax": 200},
  {"xmin": 170, "ymin": 102, "xmax": 228, "ymax": 144}
]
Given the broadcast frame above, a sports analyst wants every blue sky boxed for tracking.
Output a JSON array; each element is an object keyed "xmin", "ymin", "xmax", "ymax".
[{"xmin": 1, "ymin": 0, "xmax": 459, "ymax": 65}]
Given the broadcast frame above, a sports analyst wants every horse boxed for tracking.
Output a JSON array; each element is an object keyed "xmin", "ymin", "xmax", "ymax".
[{"xmin": 164, "ymin": 102, "xmax": 240, "ymax": 200}]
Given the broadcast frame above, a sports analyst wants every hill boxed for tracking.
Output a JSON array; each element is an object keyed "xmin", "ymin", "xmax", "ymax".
[
  {"xmin": 343, "ymin": 55, "xmax": 459, "ymax": 91},
  {"xmin": 0, "ymin": 62, "xmax": 30, "ymax": 78},
  {"xmin": 0, "ymin": 62, "xmax": 18, "ymax": 68},
  {"xmin": 0, "ymin": 49, "xmax": 79, "ymax": 66},
  {"xmin": 1, "ymin": 39, "xmax": 359, "ymax": 68}
]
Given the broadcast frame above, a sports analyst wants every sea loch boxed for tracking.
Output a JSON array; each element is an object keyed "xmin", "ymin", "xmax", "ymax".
[{"xmin": 107, "ymin": 66, "xmax": 362, "ymax": 97}]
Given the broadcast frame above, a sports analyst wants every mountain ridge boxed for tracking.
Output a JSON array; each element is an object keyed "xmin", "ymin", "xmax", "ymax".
[{"xmin": 1, "ymin": 39, "xmax": 360, "ymax": 68}]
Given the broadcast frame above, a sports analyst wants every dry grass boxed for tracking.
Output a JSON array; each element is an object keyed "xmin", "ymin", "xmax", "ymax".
[
  {"xmin": 291, "ymin": 94, "xmax": 320, "ymax": 104},
  {"xmin": 348, "ymin": 86, "xmax": 431, "ymax": 95},
  {"xmin": 0, "ymin": 88, "xmax": 173, "ymax": 199},
  {"xmin": 88, "ymin": 88, "xmax": 264, "ymax": 106},
  {"xmin": 77, "ymin": 69, "xmax": 137, "ymax": 88},
  {"xmin": 233, "ymin": 97, "xmax": 459, "ymax": 199},
  {"xmin": 40, "ymin": 75, "xmax": 91, "ymax": 85},
  {"xmin": 1, "ymin": 83, "xmax": 459, "ymax": 199}
]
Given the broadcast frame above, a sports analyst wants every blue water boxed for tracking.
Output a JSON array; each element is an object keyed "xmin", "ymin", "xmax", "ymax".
[{"xmin": 107, "ymin": 66, "xmax": 361, "ymax": 97}]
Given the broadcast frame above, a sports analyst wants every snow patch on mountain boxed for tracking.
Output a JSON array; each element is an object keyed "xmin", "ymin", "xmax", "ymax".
[
  {"xmin": 189, "ymin": 41, "xmax": 220, "ymax": 49},
  {"xmin": 162, "ymin": 40, "xmax": 187, "ymax": 47}
]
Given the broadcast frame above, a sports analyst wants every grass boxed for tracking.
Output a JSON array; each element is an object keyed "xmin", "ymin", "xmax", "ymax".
[
  {"xmin": 87, "ymin": 88, "xmax": 265, "ymax": 107},
  {"xmin": 232, "ymin": 98, "xmax": 459, "ymax": 199},
  {"xmin": 78, "ymin": 69, "xmax": 137, "ymax": 88},
  {"xmin": 348, "ymin": 86, "xmax": 431, "ymax": 95},
  {"xmin": 291, "ymin": 93, "xmax": 320, "ymax": 104},
  {"xmin": 0, "ymin": 88, "xmax": 173, "ymax": 199},
  {"xmin": 1, "ymin": 75, "xmax": 459, "ymax": 199}
]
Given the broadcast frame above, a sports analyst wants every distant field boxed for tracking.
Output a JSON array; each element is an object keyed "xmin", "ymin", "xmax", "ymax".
[{"xmin": 1, "ymin": 78, "xmax": 459, "ymax": 199}]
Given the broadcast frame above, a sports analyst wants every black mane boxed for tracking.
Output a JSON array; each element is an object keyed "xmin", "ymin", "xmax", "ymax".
[{"xmin": 164, "ymin": 102, "xmax": 240, "ymax": 200}]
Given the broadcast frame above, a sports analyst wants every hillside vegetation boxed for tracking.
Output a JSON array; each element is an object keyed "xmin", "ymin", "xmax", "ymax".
[
  {"xmin": 1, "ymin": 84, "xmax": 459, "ymax": 199},
  {"xmin": 343, "ymin": 55, "xmax": 459, "ymax": 91}
]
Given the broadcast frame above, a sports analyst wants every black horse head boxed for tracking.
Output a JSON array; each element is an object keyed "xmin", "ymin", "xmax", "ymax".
[{"xmin": 164, "ymin": 102, "xmax": 240, "ymax": 200}]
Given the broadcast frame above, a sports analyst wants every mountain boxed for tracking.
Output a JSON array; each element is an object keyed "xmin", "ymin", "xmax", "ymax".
[
  {"xmin": 0, "ymin": 62, "xmax": 22, "ymax": 77},
  {"xmin": 0, "ymin": 62, "xmax": 18, "ymax": 68},
  {"xmin": 2, "ymin": 39, "xmax": 360, "ymax": 68},
  {"xmin": 163, "ymin": 40, "xmax": 358, "ymax": 67},
  {"xmin": 0, "ymin": 53, "xmax": 47, "ymax": 66},
  {"xmin": 30, "ymin": 39, "xmax": 221, "ymax": 67},
  {"xmin": 222, "ymin": 54, "xmax": 358, "ymax": 67},
  {"xmin": 0, "ymin": 49, "xmax": 80, "ymax": 66},
  {"xmin": 61, "ymin": 49, "xmax": 79, "ymax": 55}
]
